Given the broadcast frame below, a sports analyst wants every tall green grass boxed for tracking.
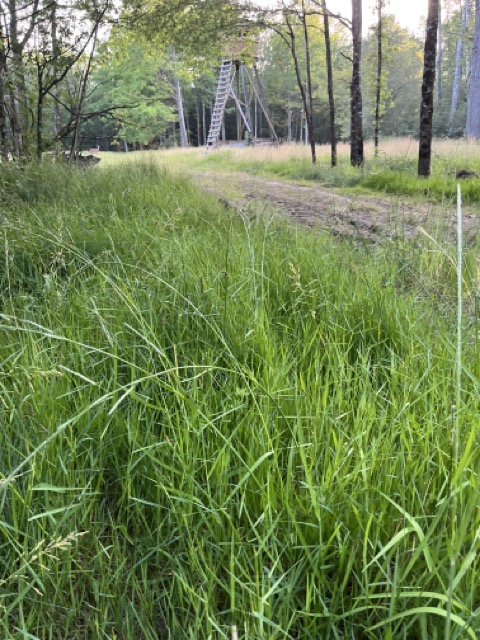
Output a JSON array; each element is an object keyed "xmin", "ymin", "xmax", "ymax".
[{"xmin": 0, "ymin": 161, "xmax": 479, "ymax": 639}]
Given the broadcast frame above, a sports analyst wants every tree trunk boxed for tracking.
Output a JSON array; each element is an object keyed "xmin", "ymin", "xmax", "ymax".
[
  {"xmin": 285, "ymin": 13, "xmax": 315, "ymax": 162},
  {"xmin": 374, "ymin": 0, "xmax": 383, "ymax": 156},
  {"xmin": 435, "ymin": 1, "xmax": 442, "ymax": 101},
  {"xmin": 287, "ymin": 95, "xmax": 292, "ymax": 143},
  {"xmin": 70, "ymin": 25, "xmax": 99, "ymax": 162},
  {"xmin": 300, "ymin": 104, "xmax": 304, "ymax": 143},
  {"xmin": 171, "ymin": 47, "xmax": 189, "ymax": 147},
  {"xmin": 350, "ymin": 0, "xmax": 364, "ymax": 167},
  {"xmin": 9, "ymin": 91, "xmax": 21, "ymax": 157},
  {"xmin": 323, "ymin": 0, "xmax": 337, "ymax": 166},
  {"xmin": 202, "ymin": 100, "xmax": 207, "ymax": 145},
  {"xmin": 51, "ymin": 1, "xmax": 62, "ymax": 137},
  {"xmin": 0, "ymin": 21, "xmax": 9, "ymax": 160},
  {"xmin": 449, "ymin": 0, "xmax": 470, "ymax": 135},
  {"xmin": 36, "ymin": 65, "xmax": 44, "ymax": 159},
  {"xmin": 196, "ymin": 99, "xmax": 201, "ymax": 146},
  {"xmin": 418, "ymin": 0, "xmax": 440, "ymax": 176},
  {"xmin": 466, "ymin": 0, "xmax": 480, "ymax": 137},
  {"xmin": 8, "ymin": 0, "xmax": 39, "ymax": 157},
  {"xmin": 302, "ymin": 0, "xmax": 316, "ymax": 163}
]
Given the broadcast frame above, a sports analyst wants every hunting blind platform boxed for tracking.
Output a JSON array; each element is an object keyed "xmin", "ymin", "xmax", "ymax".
[{"xmin": 206, "ymin": 34, "xmax": 278, "ymax": 149}]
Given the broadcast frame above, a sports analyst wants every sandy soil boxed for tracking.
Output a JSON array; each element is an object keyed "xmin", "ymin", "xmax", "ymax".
[{"xmin": 192, "ymin": 170, "xmax": 479, "ymax": 243}]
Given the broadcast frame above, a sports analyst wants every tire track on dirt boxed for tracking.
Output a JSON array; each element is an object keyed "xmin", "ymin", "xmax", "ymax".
[{"xmin": 192, "ymin": 171, "xmax": 478, "ymax": 243}]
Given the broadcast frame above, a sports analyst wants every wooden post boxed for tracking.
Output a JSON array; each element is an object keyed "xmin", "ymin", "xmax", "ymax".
[{"xmin": 236, "ymin": 63, "xmax": 241, "ymax": 141}]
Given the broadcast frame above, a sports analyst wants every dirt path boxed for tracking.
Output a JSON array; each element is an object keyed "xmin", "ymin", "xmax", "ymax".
[{"xmin": 192, "ymin": 170, "xmax": 478, "ymax": 243}]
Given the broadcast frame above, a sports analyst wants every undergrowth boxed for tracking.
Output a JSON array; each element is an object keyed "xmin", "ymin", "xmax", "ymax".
[{"xmin": 0, "ymin": 161, "xmax": 479, "ymax": 639}]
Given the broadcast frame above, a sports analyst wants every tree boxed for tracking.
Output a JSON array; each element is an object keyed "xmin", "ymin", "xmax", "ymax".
[
  {"xmin": 350, "ymin": 0, "xmax": 364, "ymax": 167},
  {"xmin": 374, "ymin": 0, "xmax": 384, "ymax": 155},
  {"xmin": 281, "ymin": 5, "xmax": 317, "ymax": 163},
  {"xmin": 301, "ymin": 0, "xmax": 316, "ymax": 162},
  {"xmin": 33, "ymin": 1, "xmax": 110, "ymax": 157},
  {"xmin": 449, "ymin": 0, "xmax": 471, "ymax": 135},
  {"xmin": 435, "ymin": 0, "xmax": 442, "ymax": 101},
  {"xmin": 466, "ymin": 0, "xmax": 480, "ymax": 137},
  {"xmin": 83, "ymin": 39, "xmax": 175, "ymax": 149},
  {"xmin": 418, "ymin": 0, "xmax": 440, "ymax": 177},
  {"xmin": 171, "ymin": 47, "xmax": 189, "ymax": 147},
  {"xmin": 322, "ymin": 0, "xmax": 337, "ymax": 166}
]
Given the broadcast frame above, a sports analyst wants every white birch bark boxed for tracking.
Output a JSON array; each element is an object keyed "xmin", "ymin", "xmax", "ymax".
[
  {"xmin": 171, "ymin": 48, "xmax": 189, "ymax": 148},
  {"xmin": 449, "ymin": 0, "xmax": 470, "ymax": 135},
  {"xmin": 466, "ymin": 0, "xmax": 480, "ymax": 137},
  {"xmin": 435, "ymin": 1, "xmax": 442, "ymax": 101}
]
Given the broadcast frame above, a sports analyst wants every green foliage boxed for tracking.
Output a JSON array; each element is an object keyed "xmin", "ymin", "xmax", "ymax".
[
  {"xmin": 84, "ymin": 39, "xmax": 174, "ymax": 146},
  {"xmin": 0, "ymin": 161, "xmax": 479, "ymax": 638},
  {"xmin": 362, "ymin": 16, "xmax": 424, "ymax": 139},
  {"xmin": 261, "ymin": 17, "xmax": 352, "ymax": 142},
  {"xmin": 360, "ymin": 170, "xmax": 480, "ymax": 203},
  {"xmin": 124, "ymin": 0, "xmax": 243, "ymax": 59}
]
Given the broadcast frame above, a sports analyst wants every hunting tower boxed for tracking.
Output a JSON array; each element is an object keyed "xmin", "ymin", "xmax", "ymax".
[{"xmin": 206, "ymin": 34, "xmax": 278, "ymax": 149}]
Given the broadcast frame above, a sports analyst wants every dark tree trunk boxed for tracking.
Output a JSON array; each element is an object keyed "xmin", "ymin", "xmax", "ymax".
[
  {"xmin": 418, "ymin": 0, "xmax": 440, "ymax": 176},
  {"xmin": 52, "ymin": 1, "xmax": 61, "ymax": 137},
  {"xmin": 350, "ymin": 0, "xmax": 364, "ymax": 167},
  {"xmin": 70, "ymin": 25, "xmax": 99, "ymax": 162},
  {"xmin": 323, "ymin": 0, "xmax": 337, "ymax": 167},
  {"xmin": 374, "ymin": 0, "xmax": 383, "ymax": 156},
  {"xmin": 36, "ymin": 66, "xmax": 44, "ymax": 159}
]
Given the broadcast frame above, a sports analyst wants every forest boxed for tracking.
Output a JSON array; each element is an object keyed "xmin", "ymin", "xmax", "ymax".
[
  {"xmin": 0, "ymin": 0, "xmax": 476, "ymax": 165},
  {"xmin": 1, "ymin": 1, "xmax": 480, "ymax": 639}
]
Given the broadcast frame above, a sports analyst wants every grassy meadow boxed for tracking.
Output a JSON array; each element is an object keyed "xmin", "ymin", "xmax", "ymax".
[
  {"xmin": 0, "ymin": 154, "xmax": 479, "ymax": 639},
  {"xmin": 108, "ymin": 138, "xmax": 480, "ymax": 205}
]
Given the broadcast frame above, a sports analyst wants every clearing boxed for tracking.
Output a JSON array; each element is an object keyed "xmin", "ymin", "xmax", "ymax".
[
  {"xmin": 191, "ymin": 168, "xmax": 478, "ymax": 243},
  {"xmin": 100, "ymin": 141, "xmax": 479, "ymax": 243}
]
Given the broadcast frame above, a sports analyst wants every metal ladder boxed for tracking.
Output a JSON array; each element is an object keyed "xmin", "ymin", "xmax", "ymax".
[{"xmin": 206, "ymin": 59, "xmax": 234, "ymax": 149}]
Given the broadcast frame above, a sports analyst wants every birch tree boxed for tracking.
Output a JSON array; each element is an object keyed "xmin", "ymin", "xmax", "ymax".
[
  {"xmin": 435, "ymin": 1, "xmax": 442, "ymax": 100},
  {"xmin": 171, "ymin": 47, "xmax": 189, "ymax": 147},
  {"xmin": 466, "ymin": 0, "xmax": 480, "ymax": 137},
  {"xmin": 449, "ymin": 0, "xmax": 470, "ymax": 135},
  {"xmin": 374, "ymin": 0, "xmax": 384, "ymax": 156}
]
